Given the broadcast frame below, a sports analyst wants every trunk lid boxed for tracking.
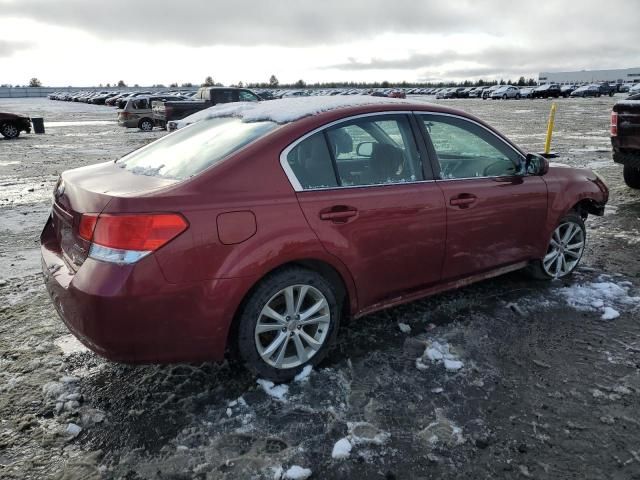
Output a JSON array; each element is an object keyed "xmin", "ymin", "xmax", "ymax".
[{"xmin": 52, "ymin": 161, "xmax": 178, "ymax": 270}]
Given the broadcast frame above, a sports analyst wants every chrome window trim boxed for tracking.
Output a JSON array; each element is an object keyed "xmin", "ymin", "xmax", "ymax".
[
  {"xmin": 279, "ymin": 111, "xmax": 415, "ymax": 192},
  {"xmin": 278, "ymin": 110, "xmax": 527, "ymax": 192}
]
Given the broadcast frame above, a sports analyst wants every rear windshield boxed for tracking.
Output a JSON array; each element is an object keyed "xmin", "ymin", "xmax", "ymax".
[{"xmin": 117, "ymin": 117, "xmax": 277, "ymax": 180}]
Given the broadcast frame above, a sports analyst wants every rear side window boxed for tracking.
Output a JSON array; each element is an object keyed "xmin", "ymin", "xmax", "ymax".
[
  {"xmin": 325, "ymin": 115, "xmax": 423, "ymax": 186},
  {"xmin": 286, "ymin": 132, "xmax": 338, "ymax": 189},
  {"xmin": 285, "ymin": 115, "xmax": 423, "ymax": 190},
  {"xmin": 117, "ymin": 117, "xmax": 277, "ymax": 180}
]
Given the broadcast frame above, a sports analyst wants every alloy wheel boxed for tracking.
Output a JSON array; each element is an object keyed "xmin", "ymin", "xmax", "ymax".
[
  {"xmin": 542, "ymin": 221, "xmax": 585, "ymax": 278},
  {"xmin": 255, "ymin": 284, "xmax": 331, "ymax": 369},
  {"xmin": 2, "ymin": 124, "xmax": 19, "ymax": 138}
]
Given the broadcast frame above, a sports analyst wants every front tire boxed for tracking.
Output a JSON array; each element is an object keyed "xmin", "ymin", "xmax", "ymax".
[
  {"xmin": 527, "ymin": 212, "xmax": 586, "ymax": 280},
  {"xmin": 237, "ymin": 267, "xmax": 340, "ymax": 382},
  {"xmin": 0, "ymin": 122, "xmax": 20, "ymax": 139},
  {"xmin": 623, "ymin": 165, "xmax": 640, "ymax": 189}
]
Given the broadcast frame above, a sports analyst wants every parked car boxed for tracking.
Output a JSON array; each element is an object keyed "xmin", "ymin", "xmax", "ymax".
[
  {"xmin": 468, "ymin": 87, "xmax": 488, "ymax": 98},
  {"xmin": 116, "ymin": 92, "xmax": 152, "ymax": 109},
  {"xmin": 560, "ymin": 85, "xmax": 577, "ymax": 97},
  {"xmin": 611, "ymin": 92, "xmax": 640, "ymax": 188},
  {"xmin": 519, "ymin": 87, "xmax": 535, "ymax": 99},
  {"xmin": 570, "ymin": 85, "xmax": 601, "ymax": 98},
  {"xmin": 490, "ymin": 85, "xmax": 521, "ymax": 99},
  {"xmin": 41, "ymin": 98, "xmax": 609, "ymax": 381},
  {"xmin": 388, "ymin": 90, "xmax": 406, "ymax": 99},
  {"xmin": 597, "ymin": 83, "xmax": 616, "ymax": 97},
  {"xmin": 153, "ymin": 86, "xmax": 261, "ymax": 129},
  {"xmin": 118, "ymin": 95, "xmax": 187, "ymax": 131},
  {"xmin": 482, "ymin": 85, "xmax": 501, "ymax": 99},
  {"xmin": 532, "ymin": 84, "xmax": 561, "ymax": 99},
  {"xmin": 457, "ymin": 87, "xmax": 475, "ymax": 98},
  {"xmin": 0, "ymin": 112, "xmax": 32, "ymax": 139}
]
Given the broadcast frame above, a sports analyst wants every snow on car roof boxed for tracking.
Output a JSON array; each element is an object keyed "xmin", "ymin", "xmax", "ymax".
[{"xmin": 174, "ymin": 95, "xmax": 411, "ymax": 129}]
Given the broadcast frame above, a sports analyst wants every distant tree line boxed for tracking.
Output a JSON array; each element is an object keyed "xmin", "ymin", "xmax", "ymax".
[{"xmin": 1, "ymin": 75, "xmax": 539, "ymax": 90}]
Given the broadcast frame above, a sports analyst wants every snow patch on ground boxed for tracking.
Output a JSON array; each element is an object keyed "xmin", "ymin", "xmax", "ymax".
[
  {"xmin": 293, "ymin": 365, "xmax": 313, "ymax": 383},
  {"xmin": 283, "ymin": 465, "xmax": 312, "ymax": 479},
  {"xmin": 398, "ymin": 322, "xmax": 411, "ymax": 334},
  {"xmin": 257, "ymin": 379, "xmax": 289, "ymax": 402},
  {"xmin": 416, "ymin": 340, "xmax": 464, "ymax": 371},
  {"xmin": 331, "ymin": 437, "xmax": 352, "ymax": 459},
  {"xmin": 54, "ymin": 334, "xmax": 89, "ymax": 355},
  {"xmin": 558, "ymin": 278, "xmax": 639, "ymax": 320},
  {"xmin": 175, "ymin": 95, "xmax": 410, "ymax": 129}
]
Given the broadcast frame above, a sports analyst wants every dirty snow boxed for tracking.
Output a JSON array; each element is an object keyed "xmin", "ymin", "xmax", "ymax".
[
  {"xmin": 417, "ymin": 340, "xmax": 464, "ymax": 371},
  {"xmin": 256, "ymin": 379, "xmax": 289, "ymax": 402},
  {"xmin": 283, "ymin": 465, "xmax": 312, "ymax": 480},
  {"xmin": 558, "ymin": 278, "xmax": 639, "ymax": 320},
  {"xmin": 398, "ymin": 322, "xmax": 412, "ymax": 333},
  {"xmin": 331, "ymin": 437, "xmax": 352, "ymax": 459},
  {"xmin": 174, "ymin": 95, "xmax": 410, "ymax": 129},
  {"xmin": 293, "ymin": 365, "xmax": 313, "ymax": 382},
  {"xmin": 54, "ymin": 334, "xmax": 89, "ymax": 355}
]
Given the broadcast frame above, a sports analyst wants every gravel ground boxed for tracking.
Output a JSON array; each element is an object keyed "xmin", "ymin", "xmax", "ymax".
[{"xmin": 0, "ymin": 96, "xmax": 639, "ymax": 480}]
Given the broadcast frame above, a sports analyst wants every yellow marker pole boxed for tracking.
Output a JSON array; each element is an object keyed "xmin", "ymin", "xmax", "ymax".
[{"xmin": 544, "ymin": 103, "xmax": 557, "ymax": 155}]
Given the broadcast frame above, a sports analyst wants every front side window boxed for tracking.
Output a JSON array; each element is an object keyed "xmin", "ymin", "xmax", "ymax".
[
  {"xmin": 420, "ymin": 115, "xmax": 521, "ymax": 179},
  {"xmin": 117, "ymin": 117, "xmax": 277, "ymax": 180}
]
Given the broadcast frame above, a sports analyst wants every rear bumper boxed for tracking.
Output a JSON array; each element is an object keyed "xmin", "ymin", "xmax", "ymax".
[
  {"xmin": 117, "ymin": 118, "xmax": 138, "ymax": 128},
  {"xmin": 40, "ymin": 218, "xmax": 253, "ymax": 364}
]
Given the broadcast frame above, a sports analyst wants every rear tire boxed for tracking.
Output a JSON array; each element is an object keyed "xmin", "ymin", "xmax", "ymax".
[
  {"xmin": 138, "ymin": 118, "xmax": 154, "ymax": 131},
  {"xmin": 237, "ymin": 267, "xmax": 341, "ymax": 382},
  {"xmin": 623, "ymin": 165, "xmax": 640, "ymax": 189},
  {"xmin": 0, "ymin": 122, "xmax": 20, "ymax": 139},
  {"xmin": 515, "ymin": 94, "xmax": 521, "ymax": 99},
  {"xmin": 527, "ymin": 212, "xmax": 586, "ymax": 280}
]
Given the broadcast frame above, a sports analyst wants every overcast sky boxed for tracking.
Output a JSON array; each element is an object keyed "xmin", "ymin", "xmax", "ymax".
[{"xmin": 0, "ymin": 0, "xmax": 638, "ymax": 87}]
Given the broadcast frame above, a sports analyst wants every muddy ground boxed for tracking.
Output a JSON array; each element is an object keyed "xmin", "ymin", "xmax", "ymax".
[{"xmin": 0, "ymin": 96, "xmax": 639, "ymax": 480}]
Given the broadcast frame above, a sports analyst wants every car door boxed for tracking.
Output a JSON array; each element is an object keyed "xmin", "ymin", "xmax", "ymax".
[
  {"xmin": 284, "ymin": 113, "xmax": 447, "ymax": 310},
  {"xmin": 417, "ymin": 113, "xmax": 548, "ymax": 281}
]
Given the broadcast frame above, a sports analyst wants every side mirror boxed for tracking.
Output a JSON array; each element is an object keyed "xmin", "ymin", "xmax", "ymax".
[
  {"xmin": 356, "ymin": 141, "xmax": 374, "ymax": 157},
  {"xmin": 524, "ymin": 153, "xmax": 549, "ymax": 176}
]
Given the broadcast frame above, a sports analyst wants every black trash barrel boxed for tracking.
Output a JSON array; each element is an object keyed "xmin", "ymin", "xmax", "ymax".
[{"xmin": 31, "ymin": 117, "xmax": 45, "ymax": 134}]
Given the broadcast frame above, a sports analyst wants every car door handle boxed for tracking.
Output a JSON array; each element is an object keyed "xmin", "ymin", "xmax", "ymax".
[
  {"xmin": 449, "ymin": 194, "xmax": 478, "ymax": 208},
  {"xmin": 319, "ymin": 206, "xmax": 358, "ymax": 222}
]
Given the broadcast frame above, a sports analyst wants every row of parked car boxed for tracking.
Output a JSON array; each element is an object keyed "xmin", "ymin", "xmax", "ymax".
[
  {"xmin": 46, "ymin": 81, "xmax": 640, "ymax": 133},
  {"xmin": 433, "ymin": 82, "xmax": 640, "ymax": 100}
]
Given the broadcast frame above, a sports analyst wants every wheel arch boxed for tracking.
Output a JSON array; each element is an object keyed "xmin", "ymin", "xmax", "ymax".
[{"xmin": 225, "ymin": 257, "xmax": 356, "ymax": 357}]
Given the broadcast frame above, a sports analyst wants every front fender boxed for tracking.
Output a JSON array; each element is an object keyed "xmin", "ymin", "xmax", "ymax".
[{"xmin": 541, "ymin": 165, "xmax": 608, "ymax": 252}]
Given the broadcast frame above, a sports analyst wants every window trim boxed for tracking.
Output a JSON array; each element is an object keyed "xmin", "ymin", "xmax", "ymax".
[
  {"xmin": 415, "ymin": 112, "xmax": 526, "ymax": 182},
  {"xmin": 280, "ymin": 111, "xmax": 430, "ymax": 192}
]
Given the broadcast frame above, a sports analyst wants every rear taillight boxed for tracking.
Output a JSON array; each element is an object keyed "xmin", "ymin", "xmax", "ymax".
[
  {"xmin": 79, "ymin": 213, "xmax": 188, "ymax": 264},
  {"xmin": 611, "ymin": 111, "xmax": 618, "ymax": 137}
]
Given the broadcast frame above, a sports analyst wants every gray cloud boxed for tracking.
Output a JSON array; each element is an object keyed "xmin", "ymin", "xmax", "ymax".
[
  {"xmin": 329, "ymin": 42, "xmax": 640, "ymax": 79},
  {"xmin": 2, "ymin": 0, "xmax": 483, "ymax": 47},
  {"xmin": 0, "ymin": 40, "xmax": 32, "ymax": 57}
]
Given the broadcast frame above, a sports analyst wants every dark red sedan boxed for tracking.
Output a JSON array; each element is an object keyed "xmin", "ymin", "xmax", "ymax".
[{"xmin": 41, "ymin": 98, "xmax": 609, "ymax": 381}]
